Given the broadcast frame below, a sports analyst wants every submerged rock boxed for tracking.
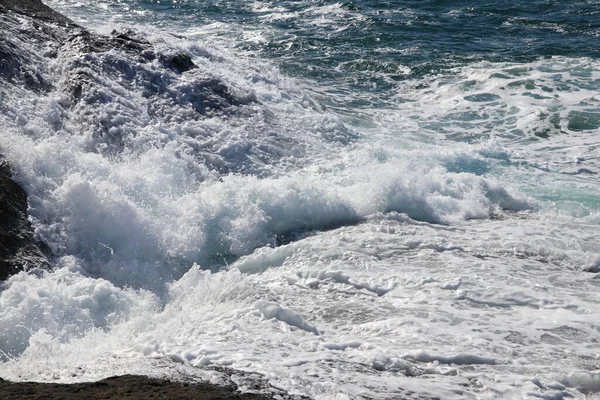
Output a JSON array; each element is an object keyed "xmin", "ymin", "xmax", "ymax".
[{"xmin": 0, "ymin": 157, "xmax": 49, "ymax": 281}]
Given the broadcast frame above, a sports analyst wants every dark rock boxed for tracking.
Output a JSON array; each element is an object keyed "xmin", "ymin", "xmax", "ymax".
[
  {"xmin": 0, "ymin": 374, "xmax": 310, "ymax": 399},
  {"xmin": 585, "ymin": 263, "xmax": 600, "ymax": 273},
  {"xmin": 178, "ymin": 77, "xmax": 249, "ymax": 114},
  {"xmin": 0, "ymin": 156, "xmax": 50, "ymax": 281},
  {"xmin": 1, "ymin": 0, "xmax": 246, "ymax": 116},
  {"xmin": 65, "ymin": 30, "xmax": 156, "ymax": 61},
  {"xmin": 160, "ymin": 52, "xmax": 197, "ymax": 74},
  {"xmin": 0, "ymin": 0, "xmax": 74, "ymax": 26},
  {"xmin": 0, "ymin": 0, "xmax": 76, "ymax": 92},
  {"xmin": 0, "ymin": 37, "xmax": 52, "ymax": 91}
]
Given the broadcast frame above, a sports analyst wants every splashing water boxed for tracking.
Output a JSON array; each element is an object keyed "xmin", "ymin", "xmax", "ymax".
[{"xmin": 1, "ymin": 1, "xmax": 600, "ymax": 399}]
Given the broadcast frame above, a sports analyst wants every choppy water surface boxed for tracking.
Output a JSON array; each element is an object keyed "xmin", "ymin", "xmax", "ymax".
[{"xmin": 1, "ymin": 1, "xmax": 600, "ymax": 399}]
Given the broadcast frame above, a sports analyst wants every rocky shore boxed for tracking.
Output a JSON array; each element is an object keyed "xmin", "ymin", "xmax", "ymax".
[
  {"xmin": 0, "ymin": 0, "xmax": 249, "ymax": 279},
  {"xmin": 0, "ymin": 0, "xmax": 304, "ymax": 398},
  {"xmin": 0, "ymin": 374, "xmax": 303, "ymax": 399}
]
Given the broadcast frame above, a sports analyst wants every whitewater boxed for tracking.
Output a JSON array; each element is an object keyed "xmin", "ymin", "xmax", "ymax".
[{"xmin": 1, "ymin": 0, "xmax": 600, "ymax": 398}]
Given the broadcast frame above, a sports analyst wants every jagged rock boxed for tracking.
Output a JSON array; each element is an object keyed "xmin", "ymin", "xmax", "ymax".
[
  {"xmin": 0, "ymin": 0, "xmax": 249, "ymax": 115},
  {"xmin": 0, "ymin": 157, "xmax": 49, "ymax": 281},
  {"xmin": 0, "ymin": 0, "xmax": 76, "ymax": 92},
  {"xmin": 160, "ymin": 52, "xmax": 197, "ymax": 74},
  {"xmin": 0, "ymin": 0, "xmax": 73, "ymax": 25},
  {"xmin": 0, "ymin": 37, "xmax": 51, "ymax": 91}
]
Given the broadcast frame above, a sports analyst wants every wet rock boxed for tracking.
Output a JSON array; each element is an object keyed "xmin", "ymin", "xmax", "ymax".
[
  {"xmin": 0, "ymin": 157, "xmax": 50, "ymax": 281},
  {"xmin": 160, "ymin": 52, "xmax": 197, "ymax": 73},
  {"xmin": 0, "ymin": 0, "xmax": 77, "ymax": 92},
  {"xmin": 0, "ymin": 375, "xmax": 268, "ymax": 400},
  {"xmin": 0, "ymin": 37, "xmax": 51, "ymax": 91},
  {"xmin": 0, "ymin": 373, "xmax": 310, "ymax": 399},
  {"xmin": 65, "ymin": 30, "xmax": 156, "ymax": 62},
  {"xmin": 0, "ymin": 0, "xmax": 74, "ymax": 26},
  {"xmin": 177, "ymin": 77, "xmax": 249, "ymax": 114},
  {"xmin": 1, "ymin": 0, "xmax": 248, "ymax": 117}
]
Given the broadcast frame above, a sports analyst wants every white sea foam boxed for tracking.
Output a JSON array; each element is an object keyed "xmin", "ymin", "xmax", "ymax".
[
  {"xmin": 0, "ymin": 261, "xmax": 158, "ymax": 361},
  {"xmin": 562, "ymin": 371, "xmax": 600, "ymax": 394},
  {"xmin": 0, "ymin": 24, "xmax": 536, "ymax": 289}
]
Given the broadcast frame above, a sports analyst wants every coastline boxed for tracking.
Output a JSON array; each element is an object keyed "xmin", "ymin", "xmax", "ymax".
[
  {"xmin": 0, "ymin": 1, "xmax": 304, "ymax": 398},
  {"xmin": 0, "ymin": 374, "xmax": 299, "ymax": 399}
]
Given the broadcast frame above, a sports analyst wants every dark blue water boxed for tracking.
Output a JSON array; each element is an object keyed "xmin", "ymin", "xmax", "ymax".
[
  {"xmin": 122, "ymin": 2, "xmax": 600, "ymax": 69},
  {"xmin": 89, "ymin": 0, "xmax": 599, "ymax": 109},
  {"xmin": 247, "ymin": 1, "xmax": 600, "ymax": 75}
]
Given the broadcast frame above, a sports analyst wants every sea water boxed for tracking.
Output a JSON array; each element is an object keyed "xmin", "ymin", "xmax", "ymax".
[{"xmin": 1, "ymin": 1, "xmax": 600, "ymax": 398}]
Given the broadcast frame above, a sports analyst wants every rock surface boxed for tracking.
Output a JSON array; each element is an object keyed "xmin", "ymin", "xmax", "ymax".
[
  {"xmin": 0, "ymin": 0, "xmax": 73, "ymax": 25},
  {"xmin": 0, "ymin": 374, "xmax": 304, "ymax": 399},
  {"xmin": 0, "ymin": 157, "xmax": 49, "ymax": 281},
  {"xmin": 0, "ymin": 0, "xmax": 71, "ymax": 281}
]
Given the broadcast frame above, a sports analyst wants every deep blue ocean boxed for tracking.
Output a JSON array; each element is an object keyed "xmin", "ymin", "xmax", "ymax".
[{"xmin": 60, "ymin": 1, "xmax": 600, "ymax": 106}]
